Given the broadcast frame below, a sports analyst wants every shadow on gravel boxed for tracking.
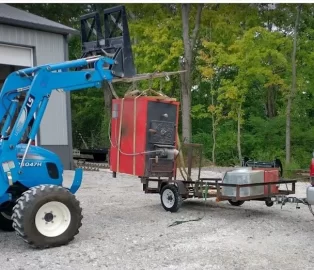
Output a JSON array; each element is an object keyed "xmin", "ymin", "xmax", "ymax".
[
  {"xmin": 156, "ymin": 199, "xmax": 314, "ymax": 225},
  {"xmin": 144, "ymin": 199, "xmax": 271, "ymax": 215},
  {"xmin": 0, "ymin": 231, "xmax": 31, "ymax": 251},
  {"xmin": 181, "ymin": 200, "xmax": 274, "ymax": 217},
  {"xmin": 0, "ymin": 230, "xmax": 82, "ymax": 252}
]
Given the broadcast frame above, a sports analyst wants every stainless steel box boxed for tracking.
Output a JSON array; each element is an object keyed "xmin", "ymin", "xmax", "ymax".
[
  {"xmin": 222, "ymin": 169, "xmax": 264, "ymax": 198},
  {"xmin": 306, "ymin": 186, "xmax": 314, "ymax": 205}
]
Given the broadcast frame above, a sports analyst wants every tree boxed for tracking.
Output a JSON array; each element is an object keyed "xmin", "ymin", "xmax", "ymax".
[
  {"xmin": 180, "ymin": 4, "xmax": 203, "ymax": 143},
  {"xmin": 286, "ymin": 4, "xmax": 302, "ymax": 165},
  {"xmin": 125, "ymin": 4, "xmax": 183, "ymax": 95},
  {"xmin": 196, "ymin": 40, "xmax": 226, "ymax": 164}
]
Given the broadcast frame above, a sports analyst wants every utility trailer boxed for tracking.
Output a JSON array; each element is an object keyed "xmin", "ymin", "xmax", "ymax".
[
  {"xmin": 108, "ymin": 93, "xmax": 304, "ymax": 213},
  {"xmin": 143, "ymin": 177, "xmax": 297, "ymax": 212},
  {"xmin": 138, "ymin": 143, "xmax": 297, "ymax": 212},
  {"xmin": 108, "ymin": 89, "xmax": 314, "ymax": 215}
]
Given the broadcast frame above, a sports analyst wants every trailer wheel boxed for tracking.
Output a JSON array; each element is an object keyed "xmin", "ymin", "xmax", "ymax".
[
  {"xmin": 265, "ymin": 200, "xmax": 274, "ymax": 207},
  {"xmin": 12, "ymin": 185, "xmax": 83, "ymax": 249},
  {"xmin": 228, "ymin": 200, "xmax": 245, "ymax": 206},
  {"xmin": 0, "ymin": 211, "xmax": 14, "ymax": 231},
  {"xmin": 160, "ymin": 184, "xmax": 182, "ymax": 212}
]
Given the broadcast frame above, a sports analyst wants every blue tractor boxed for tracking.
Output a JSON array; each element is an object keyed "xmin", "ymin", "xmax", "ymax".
[
  {"xmin": 0, "ymin": 55, "xmax": 116, "ymax": 248},
  {"xmin": 0, "ymin": 5, "xmax": 136, "ymax": 248}
]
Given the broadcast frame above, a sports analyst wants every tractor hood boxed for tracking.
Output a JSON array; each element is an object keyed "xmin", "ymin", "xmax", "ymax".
[
  {"xmin": 0, "ymin": 143, "xmax": 63, "ymax": 168},
  {"xmin": 17, "ymin": 143, "xmax": 62, "ymax": 159},
  {"xmin": 15, "ymin": 144, "xmax": 64, "ymax": 171}
]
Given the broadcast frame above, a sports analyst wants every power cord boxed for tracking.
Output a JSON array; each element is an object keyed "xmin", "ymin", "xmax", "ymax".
[{"xmin": 168, "ymin": 183, "xmax": 209, "ymax": 227}]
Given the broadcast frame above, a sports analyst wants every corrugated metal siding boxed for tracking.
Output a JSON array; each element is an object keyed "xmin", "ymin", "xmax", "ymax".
[{"xmin": 0, "ymin": 24, "xmax": 68, "ymax": 145}]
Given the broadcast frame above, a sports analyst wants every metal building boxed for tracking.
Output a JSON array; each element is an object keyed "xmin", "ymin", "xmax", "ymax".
[{"xmin": 0, "ymin": 4, "xmax": 79, "ymax": 170}]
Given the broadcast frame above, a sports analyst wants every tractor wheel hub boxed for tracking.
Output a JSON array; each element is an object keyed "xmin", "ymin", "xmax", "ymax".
[
  {"xmin": 43, "ymin": 212, "xmax": 54, "ymax": 223},
  {"xmin": 35, "ymin": 201, "xmax": 71, "ymax": 237}
]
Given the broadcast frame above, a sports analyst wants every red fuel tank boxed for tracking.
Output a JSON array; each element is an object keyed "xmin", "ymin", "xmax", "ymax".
[
  {"xmin": 252, "ymin": 168, "xmax": 279, "ymax": 195},
  {"xmin": 310, "ymin": 157, "xmax": 314, "ymax": 186},
  {"xmin": 109, "ymin": 96, "xmax": 180, "ymax": 178}
]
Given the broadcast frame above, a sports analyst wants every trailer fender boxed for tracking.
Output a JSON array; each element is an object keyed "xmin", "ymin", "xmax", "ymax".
[
  {"xmin": 159, "ymin": 180, "xmax": 187, "ymax": 196},
  {"xmin": 174, "ymin": 180, "xmax": 188, "ymax": 196}
]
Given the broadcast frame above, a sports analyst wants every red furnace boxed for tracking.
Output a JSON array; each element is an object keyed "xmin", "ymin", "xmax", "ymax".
[{"xmin": 109, "ymin": 96, "xmax": 180, "ymax": 178}]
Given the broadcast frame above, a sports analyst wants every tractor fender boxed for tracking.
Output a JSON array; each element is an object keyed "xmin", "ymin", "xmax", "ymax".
[{"xmin": 69, "ymin": 168, "xmax": 83, "ymax": 194}]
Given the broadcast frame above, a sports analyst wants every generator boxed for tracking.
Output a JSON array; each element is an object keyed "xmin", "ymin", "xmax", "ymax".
[{"xmin": 109, "ymin": 96, "xmax": 180, "ymax": 178}]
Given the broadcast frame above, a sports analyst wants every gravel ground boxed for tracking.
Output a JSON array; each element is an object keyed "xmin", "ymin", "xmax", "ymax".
[{"xmin": 1, "ymin": 168, "xmax": 314, "ymax": 270}]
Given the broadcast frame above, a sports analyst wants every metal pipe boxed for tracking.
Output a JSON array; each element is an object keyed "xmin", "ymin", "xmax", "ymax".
[
  {"xmin": 85, "ymin": 55, "xmax": 102, "ymax": 60},
  {"xmin": 86, "ymin": 56, "xmax": 101, "ymax": 63},
  {"xmin": 16, "ymin": 55, "xmax": 104, "ymax": 76},
  {"xmin": 16, "ymin": 66, "xmax": 40, "ymax": 76},
  {"xmin": 45, "ymin": 59, "xmax": 91, "ymax": 72},
  {"xmin": 45, "ymin": 56, "xmax": 112, "ymax": 71},
  {"xmin": 28, "ymin": 97, "xmax": 49, "ymax": 140},
  {"xmin": 1, "ymin": 99, "xmax": 18, "ymax": 138},
  {"xmin": 20, "ymin": 139, "xmax": 32, "ymax": 168}
]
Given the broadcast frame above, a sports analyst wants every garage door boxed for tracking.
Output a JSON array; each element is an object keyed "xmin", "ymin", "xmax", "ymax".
[{"xmin": 0, "ymin": 44, "xmax": 33, "ymax": 67}]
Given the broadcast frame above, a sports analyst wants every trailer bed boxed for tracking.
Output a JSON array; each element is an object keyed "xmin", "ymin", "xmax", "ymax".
[{"xmin": 141, "ymin": 176, "xmax": 297, "ymax": 211}]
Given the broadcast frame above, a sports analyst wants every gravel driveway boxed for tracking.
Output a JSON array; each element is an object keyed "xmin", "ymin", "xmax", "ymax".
[{"xmin": 1, "ymin": 168, "xmax": 314, "ymax": 270}]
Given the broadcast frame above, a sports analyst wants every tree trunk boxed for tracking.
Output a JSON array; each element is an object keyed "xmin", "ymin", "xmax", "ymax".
[
  {"xmin": 267, "ymin": 85, "xmax": 276, "ymax": 118},
  {"xmin": 103, "ymin": 82, "xmax": 112, "ymax": 114},
  {"xmin": 180, "ymin": 77, "xmax": 191, "ymax": 143},
  {"xmin": 286, "ymin": 4, "xmax": 302, "ymax": 165},
  {"xmin": 211, "ymin": 92, "xmax": 216, "ymax": 165},
  {"xmin": 237, "ymin": 105, "xmax": 242, "ymax": 164},
  {"xmin": 180, "ymin": 4, "xmax": 203, "ymax": 143},
  {"xmin": 209, "ymin": 22, "xmax": 216, "ymax": 165}
]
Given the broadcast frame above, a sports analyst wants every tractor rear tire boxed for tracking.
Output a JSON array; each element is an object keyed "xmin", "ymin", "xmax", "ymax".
[
  {"xmin": 11, "ymin": 184, "xmax": 83, "ymax": 249},
  {"xmin": 0, "ymin": 211, "xmax": 14, "ymax": 231}
]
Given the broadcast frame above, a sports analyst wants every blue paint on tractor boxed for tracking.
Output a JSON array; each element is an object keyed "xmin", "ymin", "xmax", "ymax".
[{"xmin": 16, "ymin": 143, "xmax": 64, "ymax": 188}]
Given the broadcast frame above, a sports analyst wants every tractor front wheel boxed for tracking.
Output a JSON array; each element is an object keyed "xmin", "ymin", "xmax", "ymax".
[{"xmin": 12, "ymin": 185, "xmax": 83, "ymax": 249}]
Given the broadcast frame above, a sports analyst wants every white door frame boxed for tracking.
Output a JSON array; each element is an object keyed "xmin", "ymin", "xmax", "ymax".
[{"xmin": 0, "ymin": 43, "xmax": 33, "ymax": 67}]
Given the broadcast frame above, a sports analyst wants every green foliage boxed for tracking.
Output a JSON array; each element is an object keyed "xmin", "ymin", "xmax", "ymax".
[
  {"xmin": 71, "ymin": 89, "xmax": 105, "ymax": 148},
  {"xmin": 192, "ymin": 120, "xmax": 239, "ymax": 166},
  {"xmin": 125, "ymin": 4, "xmax": 183, "ymax": 95}
]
